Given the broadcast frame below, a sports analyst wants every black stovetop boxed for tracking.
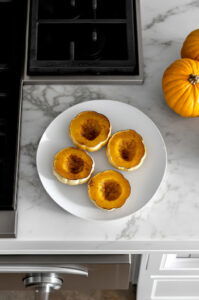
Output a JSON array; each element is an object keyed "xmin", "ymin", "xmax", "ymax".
[
  {"xmin": 0, "ymin": 0, "xmax": 26, "ymax": 210},
  {"xmin": 28, "ymin": 0, "xmax": 139, "ymax": 76}
]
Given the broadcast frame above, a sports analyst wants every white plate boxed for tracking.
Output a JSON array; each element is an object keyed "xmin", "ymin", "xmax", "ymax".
[{"xmin": 36, "ymin": 100, "xmax": 167, "ymax": 221}]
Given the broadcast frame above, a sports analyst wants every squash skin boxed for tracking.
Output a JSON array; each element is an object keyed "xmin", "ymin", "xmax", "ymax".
[
  {"xmin": 69, "ymin": 111, "xmax": 111, "ymax": 152},
  {"xmin": 88, "ymin": 170, "xmax": 131, "ymax": 210},
  {"xmin": 53, "ymin": 147, "xmax": 94, "ymax": 185},
  {"xmin": 106, "ymin": 130, "xmax": 146, "ymax": 171},
  {"xmin": 162, "ymin": 58, "xmax": 199, "ymax": 117},
  {"xmin": 181, "ymin": 29, "xmax": 199, "ymax": 61}
]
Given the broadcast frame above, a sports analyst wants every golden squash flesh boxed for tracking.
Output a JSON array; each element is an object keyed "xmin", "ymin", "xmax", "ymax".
[
  {"xmin": 162, "ymin": 58, "xmax": 199, "ymax": 117},
  {"xmin": 69, "ymin": 111, "xmax": 111, "ymax": 152},
  {"xmin": 107, "ymin": 130, "xmax": 146, "ymax": 171},
  {"xmin": 88, "ymin": 170, "xmax": 131, "ymax": 210},
  {"xmin": 53, "ymin": 147, "xmax": 94, "ymax": 185}
]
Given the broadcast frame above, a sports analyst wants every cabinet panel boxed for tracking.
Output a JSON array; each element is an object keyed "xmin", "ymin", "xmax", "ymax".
[
  {"xmin": 0, "ymin": 255, "xmax": 131, "ymax": 290},
  {"xmin": 137, "ymin": 254, "xmax": 199, "ymax": 300},
  {"xmin": 161, "ymin": 254, "xmax": 199, "ymax": 274},
  {"xmin": 153, "ymin": 279, "xmax": 199, "ymax": 299}
]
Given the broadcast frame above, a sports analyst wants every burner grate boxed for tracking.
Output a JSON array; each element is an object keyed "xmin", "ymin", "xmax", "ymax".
[
  {"xmin": 38, "ymin": 0, "xmax": 126, "ymax": 19},
  {"xmin": 28, "ymin": 0, "xmax": 139, "ymax": 76}
]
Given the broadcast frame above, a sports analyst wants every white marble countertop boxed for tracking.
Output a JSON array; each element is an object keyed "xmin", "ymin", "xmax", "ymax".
[{"xmin": 1, "ymin": 0, "xmax": 199, "ymax": 254}]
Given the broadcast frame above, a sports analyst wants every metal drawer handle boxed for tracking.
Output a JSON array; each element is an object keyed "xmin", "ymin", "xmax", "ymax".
[{"xmin": 0, "ymin": 264, "xmax": 88, "ymax": 276}]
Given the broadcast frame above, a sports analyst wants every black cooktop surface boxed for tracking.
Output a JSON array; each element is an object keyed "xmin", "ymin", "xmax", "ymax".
[
  {"xmin": 0, "ymin": 0, "xmax": 26, "ymax": 210},
  {"xmin": 28, "ymin": 0, "xmax": 139, "ymax": 75}
]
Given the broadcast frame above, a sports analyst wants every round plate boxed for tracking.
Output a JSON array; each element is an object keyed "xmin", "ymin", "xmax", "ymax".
[{"xmin": 36, "ymin": 100, "xmax": 167, "ymax": 221}]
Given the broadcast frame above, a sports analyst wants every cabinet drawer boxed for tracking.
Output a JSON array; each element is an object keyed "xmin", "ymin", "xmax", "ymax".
[
  {"xmin": 161, "ymin": 254, "xmax": 199, "ymax": 274},
  {"xmin": 152, "ymin": 278, "xmax": 199, "ymax": 299},
  {"xmin": 0, "ymin": 255, "xmax": 131, "ymax": 290},
  {"xmin": 137, "ymin": 254, "xmax": 199, "ymax": 300}
]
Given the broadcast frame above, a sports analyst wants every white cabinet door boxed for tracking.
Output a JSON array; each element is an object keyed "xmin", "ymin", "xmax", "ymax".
[
  {"xmin": 137, "ymin": 253, "xmax": 199, "ymax": 300},
  {"xmin": 137, "ymin": 254, "xmax": 154, "ymax": 300},
  {"xmin": 152, "ymin": 279, "xmax": 199, "ymax": 299}
]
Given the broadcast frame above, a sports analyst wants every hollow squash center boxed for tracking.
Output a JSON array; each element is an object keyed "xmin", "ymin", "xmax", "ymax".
[
  {"xmin": 103, "ymin": 180, "xmax": 122, "ymax": 201},
  {"xmin": 67, "ymin": 155, "xmax": 84, "ymax": 174},
  {"xmin": 119, "ymin": 140, "xmax": 136, "ymax": 161},
  {"xmin": 81, "ymin": 119, "xmax": 101, "ymax": 141}
]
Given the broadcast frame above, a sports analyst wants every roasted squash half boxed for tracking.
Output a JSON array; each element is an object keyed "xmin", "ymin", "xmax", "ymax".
[
  {"xmin": 53, "ymin": 147, "xmax": 94, "ymax": 185},
  {"xmin": 107, "ymin": 130, "xmax": 146, "ymax": 171},
  {"xmin": 88, "ymin": 170, "xmax": 131, "ymax": 210},
  {"xmin": 69, "ymin": 111, "xmax": 111, "ymax": 152}
]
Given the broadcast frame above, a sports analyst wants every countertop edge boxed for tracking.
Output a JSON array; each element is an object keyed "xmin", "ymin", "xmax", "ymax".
[{"xmin": 0, "ymin": 241, "xmax": 199, "ymax": 254}]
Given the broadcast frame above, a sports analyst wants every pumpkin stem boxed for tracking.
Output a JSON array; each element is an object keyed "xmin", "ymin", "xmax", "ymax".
[{"xmin": 188, "ymin": 74, "xmax": 199, "ymax": 84}]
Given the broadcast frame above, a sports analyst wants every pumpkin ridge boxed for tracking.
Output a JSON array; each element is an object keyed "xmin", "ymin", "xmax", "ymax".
[
  {"xmin": 163, "ymin": 81, "xmax": 189, "ymax": 92},
  {"xmin": 164, "ymin": 83, "xmax": 191, "ymax": 103},
  {"xmin": 191, "ymin": 86, "xmax": 199, "ymax": 116},
  {"xmin": 164, "ymin": 83, "xmax": 192, "ymax": 109},
  {"xmin": 163, "ymin": 73, "xmax": 190, "ymax": 83},
  {"xmin": 182, "ymin": 96, "xmax": 194, "ymax": 117},
  {"xmin": 165, "ymin": 65, "xmax": 190, "ymax": 75},
  {"xmin": 173, "ymin": 85, "xmax": 193, "ymax": 111},
  {"xmin": 173, "ymin": 58, "xmax": 193, "ymax": 68},
  {"xmin": 185, "ymin": 44, "xmax": 199, "ymax": 52},
  {"xmin": 188, "ymin": 59, "xmax": 199, "ymax": 74},
  {"xmin": 180, "ymin": 58, "xmax": 199, "ymax": 70},
  {"xmin": 179, "ymin": 92, "xmax": 195, "ymax": 117}
]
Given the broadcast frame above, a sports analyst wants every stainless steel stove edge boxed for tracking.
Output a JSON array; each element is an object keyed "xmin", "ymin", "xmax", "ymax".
[
  {"xmin": 0, "ymin": 211, "xmax": 17, "ymax": 238},
  {"xmin": 23, "ymin": 75, "xmax": 144, "ymax": 85},
  {"xmin": 0, "ymin": 80, "xmax": 24, "ymax": 239}
]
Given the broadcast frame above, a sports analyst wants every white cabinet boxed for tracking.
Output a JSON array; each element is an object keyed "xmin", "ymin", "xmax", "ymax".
[{"xmin": 137, "ymin": 253, "xmax": 199, "ymax": 300}]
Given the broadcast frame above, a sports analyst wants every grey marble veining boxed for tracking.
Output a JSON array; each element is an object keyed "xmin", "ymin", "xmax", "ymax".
[{"xmin": 13, "ymin": 0, "xmax": 199, "ymax": 247}]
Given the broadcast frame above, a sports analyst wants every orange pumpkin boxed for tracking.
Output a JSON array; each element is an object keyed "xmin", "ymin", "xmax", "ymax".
[
  {"xmin": 181, "ymin": 29, "xmax": 199, "ymax": 61},
  {"xmin": 162, "ymin": 58, "xmax": 199, "ymax": 117}
]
